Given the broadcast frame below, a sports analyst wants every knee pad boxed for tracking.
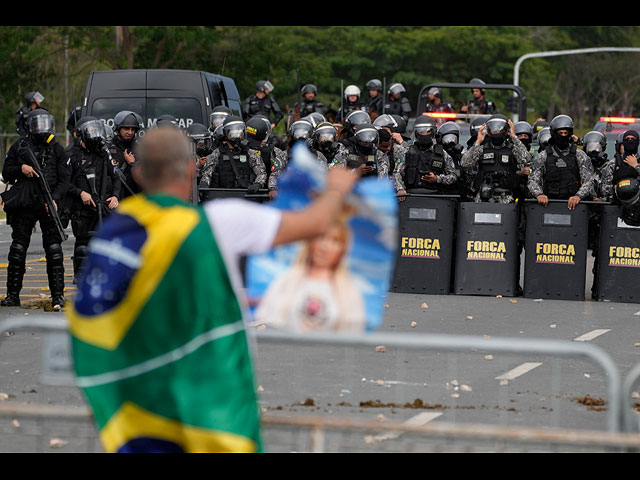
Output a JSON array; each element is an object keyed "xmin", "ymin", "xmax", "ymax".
[
  {"xmin": 45, "ymin": 243, "xmax": 64, "ymax": 265},
  {"xmin": 8, "ymin": 243, "xmax": 27, "ymax": 265}
]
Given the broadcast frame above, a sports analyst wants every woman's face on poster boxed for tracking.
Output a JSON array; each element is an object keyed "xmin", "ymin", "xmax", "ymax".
[{"xmin": 308, "ymin": 224, "xmax": 347, "ymax": 271}]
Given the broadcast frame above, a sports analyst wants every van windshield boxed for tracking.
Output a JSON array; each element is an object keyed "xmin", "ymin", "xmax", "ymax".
[
  {"xmin": 90, "ymin": 97, "xmax": 204, "ymax": 130},
  {"xmin": 92, "ymin": 98, "xmax": 146, "ymax": 129}
]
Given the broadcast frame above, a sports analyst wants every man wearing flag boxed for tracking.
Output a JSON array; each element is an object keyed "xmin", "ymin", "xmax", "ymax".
[{"xmin": 66, "ymin": 126, "xmax": 359, "ymax": 453}]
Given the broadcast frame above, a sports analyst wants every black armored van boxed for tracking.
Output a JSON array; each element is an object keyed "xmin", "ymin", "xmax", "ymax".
[{"xmin": 80, "ymin": 69, "xmax": 242, "ymax": 130}]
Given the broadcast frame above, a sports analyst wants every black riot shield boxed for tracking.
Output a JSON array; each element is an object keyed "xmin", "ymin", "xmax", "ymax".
[
  {"xmin": 594, "ymin": 204, "xmax": 640, "ymax": 303},
  {"xmin": 523, "ymin": 200, "xmax": 589, "ymax": 301},
  {"xmin": 198, "ymin": 187, "xmax": 268, "ymax": 204},
  {"xmin": 391, "ymin": 194, "xmax": 457, "ymax": 294},
  {"xmin": 454, "ymin": 202, "xmax": 519, "ymax": 296}
]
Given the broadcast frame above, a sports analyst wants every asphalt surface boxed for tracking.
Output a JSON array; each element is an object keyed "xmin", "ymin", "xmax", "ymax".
[{"xmin": 1, "ymin": 220, "xmax": 640, "ymax": 452}]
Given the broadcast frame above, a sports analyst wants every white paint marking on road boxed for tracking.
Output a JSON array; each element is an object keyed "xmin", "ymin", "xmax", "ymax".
[
  {"xmin": 364, "ymin": 412, "xmax": 443, "ymax": 443},
  {"xmin": 495, "ymin": 362, "xmax": 543, "ymax": 381},
  {"xmin": 574, "ymin": 329, "xmax": 611, "ymax": 342}
]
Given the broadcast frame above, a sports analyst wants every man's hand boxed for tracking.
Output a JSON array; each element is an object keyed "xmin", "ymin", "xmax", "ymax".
[
  {"xmin": 325, "ymin": 166, "xmax": 361, "ymax": 196},
  {"xmin": 198, "ymin": 157, "xmax": 207, "ymax": 167},
  {"xmin": 268, "ymin": 190, "xmax": 278, "ymax": 200},
  {"xmin": 624, "ymin": 154, "xmax": 638, "ymax": 169},
  {"xmin": 476, "ymin": 124, "xmax": 487, "ymax": 145},
  {"xmin": 568, "ymin": 195, "xmax": 581, "ymax": 210},
  {"xmin": 21, "ymin": 164, "xmax": 39, "ymax": 178},
  {"xmin": 508, "ymin": 119, "xmax": 516, "ymax": 138},
  {"xmin": 397, "ymin": 189, "xmax": 407, "ymax": 202},
  {"xmin": 80, "ymin": 191, "xmax": 96, "ymax": 207},
  {"xmin": 537, "ymin": 194, "xmax": 549, "ymax": 207},
  {"xmin": 44, "ymin": 200, "xmax": 58, "ymax": 215},
  {"xmin": 124, "ymin": 149, "xmax": 135, "ymax": 165},
  {"xmin": 357, "ymin": 164, "xmax": 375, "ymax": 175},
  {"xmin": 106, "ymin": 196, "xmax": 119, "ymax": 209},
  {"xmin": 421, "ymin": 172, "xmax": 438, "ymax": 184}
]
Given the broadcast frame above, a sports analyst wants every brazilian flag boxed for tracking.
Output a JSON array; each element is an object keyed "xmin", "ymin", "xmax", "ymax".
[{"xmin": 66, "ymin": 194, "xmax": 262, "ymax": 453}]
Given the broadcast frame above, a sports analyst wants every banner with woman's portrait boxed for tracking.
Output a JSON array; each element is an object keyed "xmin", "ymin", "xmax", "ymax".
[{"xmin": 246, "ymin": 143, "xmax": 398, "ymax": 333}]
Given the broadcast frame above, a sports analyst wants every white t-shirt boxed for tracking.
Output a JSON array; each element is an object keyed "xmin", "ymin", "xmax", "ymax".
[{"xmin": 203, "ymin": 198, "xmax": 282, "ymax": 312}]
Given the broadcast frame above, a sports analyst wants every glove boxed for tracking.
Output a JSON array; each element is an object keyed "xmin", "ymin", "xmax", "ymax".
[{"xmin": 247, "ymin": 183, "xmax": 261, "ymax": 194}]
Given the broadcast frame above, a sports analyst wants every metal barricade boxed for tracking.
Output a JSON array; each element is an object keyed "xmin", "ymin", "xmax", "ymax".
[{"xmin": 391, "ymin": 194, "xmax": 458, "ymax": 295}]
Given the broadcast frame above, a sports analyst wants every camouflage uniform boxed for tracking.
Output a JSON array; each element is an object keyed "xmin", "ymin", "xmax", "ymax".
[
  {"xmin": 597, "ymin": 155, "xmax": 640, "ymax": 202},
  {"xmin": 333, "ymin": 147, "xmax": 391, "ymax": 180},
  {"xmin": 198, "ymin": 146, "xmax": 267, "ymax": 190},
  {"xmin": 393, "ymin": 145, "xmax": 458, "ymax": 192},
  {"xmin": 268, "ymin": 148, "xmax": 328, "ymax": 192},
  {"xmin": 461, "ymin": 135, "xmax": 531, "ymax": 204},
  {"xmin": 527, "ymin": 145, "xmax": 594, "ymax": 201}
]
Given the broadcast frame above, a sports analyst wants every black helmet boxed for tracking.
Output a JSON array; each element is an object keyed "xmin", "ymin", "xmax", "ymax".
[
  {"xmin": 532, "ymin": 120, "xmax": 549, "ymax": 140},
  {"xmin": 27, "ymin": 108, "xmax": 55, "ymax": 143},
  {"xmin": 388, "ymin": 83, "xmax": 406, "ymax": 96},
  {"xmin": 365, "ymin": 79, "xmax": 383, "ymax": 92},
  {"xmin": 538, "ymin": 127, "xmax": 551, "ymax": 148},
  {"xmin": 314, "ymin": 121, "xmax": 338, "ymax": 148},
  {"xmin": 256, "ymin": 80, "xmax": 274, "ymax": 93},
  {"xmin": 469, "ymin": 78, "xmax": 486, "ymax": 94},
  {"xmin": 390, "ymin": 114, "xmax": 407, "ymax": 134},
  {"xmin": 209, "ymin": 106, "xmax": 232, "ymax": 131},
  {"xmin": 354, "ymin": 123, "xmax": 379, "ymax": 149},
  {"xmin": 301, "ymin": 84, "xmax": 317, "ymax": 96},
  {"xmin": 343, "ymin": 110, "xmax": 371, "ymax": 133},
  {"xmin": 514, "ymin": 121, "xmax": 533, "ymax": 138},
  {"xmin": 186, "ymin": 122, "xmax": 213, "ymax": 157},
  {"xmin": 114, "ymin": 110, "xmax": 143, "ymax": 131},
  {"xmin": 485, "ymin": 114, "xmax": 509, "ymax": 145},
  {"xmin": 78, "ymin": 116, "xmax": 107, "ymax": 152},
  {"xmin": 582, "ymin": 131, "xmax": 607, "ymax": 155},
  {"xmin": 549, "ymin": 114, "xmax": 574, "ymax": 134},
  {"xmin": 617, "ymin": 178, "xmax": 640, "ymax": 207},
  {"xmin": 373, "ymin": 114, "xmax": 400, "ymax": 131},
  {"xmin": 156, "ymin": 114, "xmax": 179, "ymax": 128},
  {"xmin": 245, "ymin": 116, "xmax": 269, "ymax": 148},
  {"xmin": 222, "ymin": 116, "xmax": 246, "ymax": 145},
  {"xmin": 302, "ymin": 112, "xmax": 326, "ymax": 128},
  {"xmin": 414, "ymin": 115, "xmax": 438, "ymax": 145},
  {"xmin": 288, "ymin": 119, "xmax": 314, "ymax": 142},
  {"xmin": 24, "ymin": 91, "xmax": 44, "ymax": 107},
  {"xmin": 437, "ymin": 121, "xmax": 461, "ymax": 147},
  {"xmin": 469, "ymin": 116, "xmax": 485, "ymax": 138}
]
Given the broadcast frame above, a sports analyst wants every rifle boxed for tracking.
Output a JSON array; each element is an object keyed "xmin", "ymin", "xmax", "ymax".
[
  {"xmin": 22, "ymin": 145, "xmax": 69, "ymax": 241},
  {"xmin": 103, "ymin": 145, "xmax": 137, "ymax": 198}
]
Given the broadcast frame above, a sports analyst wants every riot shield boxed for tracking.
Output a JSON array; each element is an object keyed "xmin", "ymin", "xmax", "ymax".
[
  {"xmin": 454, "ymin": 202, "xmax": 519, "ymax": 296},
  {"xmin": 523, "ymin": 200, "xmax": 589, "ymax": 301},
  {"xmin": 198, "ymin": 187, "xmax": 269, "ymax": 204},
  {"xmin": 391, "ymin": 194, "xmax": 457, "ymax": 294},
  {"xmin": 594, "ymin": 204, "xmax": 640, "ymax": 303}
]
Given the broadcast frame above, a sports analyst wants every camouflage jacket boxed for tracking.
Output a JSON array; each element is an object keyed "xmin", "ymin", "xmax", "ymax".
[
  {"xmin": 393, "ymin": 144, "xmax": 457, "ymax": 192},
  {"xmin": 199, "ymin": 145, "xmax": 267, "ymax": 188},
  {"xmin": 527, "ymin": 145, "xmax": 594, "ymax": 200}
]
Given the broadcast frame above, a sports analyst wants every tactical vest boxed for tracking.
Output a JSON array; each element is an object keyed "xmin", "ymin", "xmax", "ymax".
[
  {"xmin": 404, "ymin": 144, "xmax": 446, "ymax": 191},
  {"xmin": 543, "ymin": 145, "xmax": 581, "ymax": 199},
  {"xmin": 612, "ymin": 153, "xmax": 640, "ymax": 185},
  {"xmin": 476, "ymin": 141, "xmax": 519, "ymax": 193},
  {"xmin": 215, "ymin": 146, "xmax": 253, "ymax": 189},
  {"xmin": 344, "ymin": 140, "xmax": 377, "ymax": 177},
  {"xmin": 28, "ymin": 141, "xmax": 59, "ymax": 192}
]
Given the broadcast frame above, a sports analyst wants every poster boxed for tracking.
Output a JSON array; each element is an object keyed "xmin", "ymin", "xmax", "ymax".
[{"xmin": 246, "ymin": 143, "xmax": 398, "ymax": 333}]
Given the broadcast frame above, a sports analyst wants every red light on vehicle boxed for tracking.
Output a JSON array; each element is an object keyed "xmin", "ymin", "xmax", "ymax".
[
  {"xmin": 424, "ymin": 112, "xmax": 458, "ymax": 119},
  {"xmin": 600, "ymin": 117, "xmax": 637, "ymax": 123}
]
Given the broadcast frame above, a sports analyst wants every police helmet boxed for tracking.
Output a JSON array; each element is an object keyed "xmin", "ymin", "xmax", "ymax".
[
  {"xmin": 209, "ymin": 106, "xmax": 232, "ymax": 131},
  {"xmin": 222, "ymin": 116, "xmax": 246, "ymax": 144},
  {"xmin": 354, "ymin": 123, "xmax": 379, "ymax": 148},
  {"xmin": 414, "ymin": 115, "xmax": 438, "ymax": 144},
  {"xmin": 301, "ymin": 84, "xmax": 317, "ymax": 96},
  {"xmin": 288, "ymin": 119, "xmax": 314, "ymax": 142},
  {"xmin": 616, "ymin": 178, "xmax": 640, "ymax": 207},
  {"xmin": 344, "ymin": 110, "xmax": 371, "ymax": 128},
  {"xmin": 549, "ymin": 114, "xmax": 574, "ymax": 135},
  {"xmin": 155, "ymin": 114, "xmax": 179, "ymax": 128},
  {"xmin": 78, "ymin": 117, "xmax": 108, "ymax": 152},
  {"xmin": 314, "ymin": 122, "xmax": 338, "ymax": 146},
  {"xmin": 25, "ymin": 91, "xmax": 44, "ymax": 107},
  {"xmin": 256, "ymin": 80, "xmax": 274, "ymax": 93},
  {"xmin": 486, "ymin": 114, "xmax": 509, "ymax": 135},
  {"xmin": 538, "ymin": 127, "xmax": 551, "ymax": 148},
  {"xmin": 469, "ymin": 117, "xmax": 485, "ymax": 138},
  {"xmin": 427, "ymin": 87, "xmax": 442, "ymax": 99},
  {"xmin": 469, "ymin": 78, "xmax": 486, "ymax": 94},
  {"xmin": 366, "ymin": 79, "xmax": 383, "ymax": 92},
  {"xmin": 532, "ymin": 120, "xmax": 549, "ymax": 140},
  {"xmin": 388, "ymin": 83, "xmax": 406, "ymax": 96},
  {"xmin": 302, "ymin": 112, "xmax": 326, "ymax": 128},
  {"xmin": 582, "ymin": 131, "xmax": 607, "ymax": 155},
  {"xmin": 114, "ymin": 110, "xmax": 143, "ymax": 131},
  {"xmin": 514, "ymin": 121, "xmax": 533, "ymax": 139},
  {"xmin": 373, "ymin": 114, "xmax": 400, "ymax": 131},
  {"xmin": 437, "ymin": 121, "xmax": 461, "ymax": 146},
  {"xmin": 344, "ymin": 85, "xmax": 361, "ymax": 99},
  {"xmin": 186, "ymin": 122, "xmax": 214, "ymax": 156},
  {"xmin": 390, "ymin": 115, "xmax": 407, "ymax": 134},
  {"xmin": 27, "ymin": 109, "xmax": 55, "ymax": 143},
  {"xmin": 245, "ymin": 116, "xmax": 269, "ymax": 147}
]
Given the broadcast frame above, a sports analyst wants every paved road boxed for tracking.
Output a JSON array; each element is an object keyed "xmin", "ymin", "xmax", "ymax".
[{"xmin": 1, "ymin": 221, "xmax": 639, "ymax": 452}]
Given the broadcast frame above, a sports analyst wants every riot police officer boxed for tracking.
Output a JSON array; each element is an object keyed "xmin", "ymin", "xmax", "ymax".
[
  {"xmin": 292, "ymin": 84, "xmax": 325, "ymax": 120},
  {"xmin": 1, "ymin": 109, "xmax": 70, "ymax": 309},
  {"xmin": 312, "ymin": 121, "xmax": 346, "ymax": 167},
  {"xmin": 527, "ymin": 114, "xmax": 594, "ymax": 210},
  {"xmin": 365, "ymin": 79, "xmax": 384, "ymax": 118},
  {"xmin": 393, "ymin": 115, "xmax": 458, "ymax": 200},
  {"xmin": 436, "ymin": 121, "xmax": 469, "ymax": 198},
  {"xmin": 187, "ymin": 122, "xmax": 215, "ymax": 185},
  {"xmin": 66, "ymin": 117, "xmax": 121, "ymax": 282},
  {"xmin": 335, "ymin": 85, "xmax": 366, "ymax": 123},
  {"xmin": 461, "ymin": 114, "xmax": 531, "ymax": 204},
  {"xmin": 423, "ymin": 87, "xmax": 455, "ymax": 114},
  {"xmin": 460, "ymin": 79, "xmax": 497, "ymax": 115},
  {"xmin": 15, "ymin": 91, "xmax": 46, "ymax": 137},
  {"xmin": 334, "ymin": 123, "xmax": 389, "ymax": 179},
  {"xmin": 373, "ymin": 114, "xmax": 409, "ymax": 177},
  {"xmin": 582, "ymin": 131, "xmax": 610, "ymax": 201},
  {"xmin": 599, "ymin": 129, "xmax": 640, "ymax": 203},
  {"xmin": 245, "ymin": 115, "xmax": 287, "ymax": 199},
  {"xmin": 384, "ymin": 83, "xmax": 412, "ymax": 124},
  {"xmin": 339, "ymin": 110, "xmax": 371, "ymax": 141},
  {"xmin": 209, "ymin": 106, "xmax": 232, "ymax": 140},
  {"xmin": 110, "ymin": 110, "xmax": 144, "ymax": 199},
  {"xmin": 243, "ymin": 80, "xmax": 283, "ymax": 129},
  {"xmin": 198, "ymin": 116, "xmax": 267, "ymax": 199}
]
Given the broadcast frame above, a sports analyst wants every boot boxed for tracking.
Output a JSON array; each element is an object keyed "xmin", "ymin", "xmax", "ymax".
[
  {"xmin": 0, "ymin": 292, "xmax": 20, "ymax": 307},
  {"xmin": 48, "ymin": 264, "xmax": 66, "ymax": 312},
  {"xmin": 1, "ymin": 263, "xmax": 25, "ymax": 307}
]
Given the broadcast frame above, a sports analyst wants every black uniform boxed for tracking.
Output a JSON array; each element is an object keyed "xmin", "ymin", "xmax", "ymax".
[
  {"xmin": 243, "ymin": 94, "xmax": 284, "ymax": 126},
  {"xmin": 66, "ymin": 146, "xmax": 121, "ymax": 280},
  {"xmin": 109, "ymin": 134, "xmax": 141, "ymax": 198},
  {"xmin": 383, "ymin": 96, "xmax": 412, "ymax": 124},
  {"xmin": 1, "ymin": 136, "xmax": 71, "ymax": 307}
]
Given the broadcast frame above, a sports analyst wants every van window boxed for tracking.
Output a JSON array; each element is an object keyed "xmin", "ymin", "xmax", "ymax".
[
  {"xmin": 147, "ymin": 98, "xmax": 203, "ymax": 129},
  {"xmin": 91, "ymin": 98, "xmax": 146, "ymax": 129}
]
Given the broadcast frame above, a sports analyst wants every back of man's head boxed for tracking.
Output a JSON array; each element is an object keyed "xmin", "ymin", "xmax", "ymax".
[{"xmin": 135, "ymin": 126, "xmax": 193, "ymax": 192}]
